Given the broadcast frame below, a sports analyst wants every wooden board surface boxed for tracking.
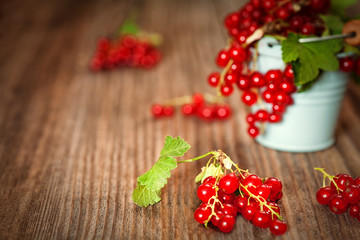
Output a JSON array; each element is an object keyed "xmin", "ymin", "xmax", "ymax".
[{"xmin": 0, "ymin": 0, "xmax": 359, "ymax": 239}]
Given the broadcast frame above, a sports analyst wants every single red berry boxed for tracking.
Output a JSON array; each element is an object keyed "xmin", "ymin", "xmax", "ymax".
[
  {"xmin": 197, "ymin": 106, "xmax": 214, "ymax": 121},
  {"xmin": 328, "ymin": 194, "xmax": 349, "ymax": 214},
  {"xmin": 236, "ymin": 31, "xmax": 249, "ymax": 44},
  {"xmin": 194, "ymin": 205, "xmax": 212, "ymax": 224},
  {"xmin": 237, "ymin": 75, "xmax": 251, "ymax": 90},
  {"xmin": 250, "ymin": 72, "xmax": 265, "ymax": 87},
  {"xmin": 273, "ymin": 104, "xmax": 286, "ymax": 113},
  {"xmin": 234, "ymin": 196, "xmax": 248, "ymax": 213},
  {"xmin": 216, "ymin": 50, "xmax": 230, "ymax": 67},
  {"xmin": 252, "ymin": 211, "xmax": 272, "ymax": 228},
  {"xmin": 349, "ymin": 203, "xmax": 360, "ymax": 218},
  {"xmin": 310, "ymin": 0, "xmax": 330, "ymax": 12},
  {"xmin": 264, "ymin": 202, "xmax": 280, "ymax": 220},
  {"xmin": 248, "ymin": 125, "xmax": 260, "ymax": 138},
  {"xmin": 270, "ymin": 220, "xmax": 288, "ymax": 235},
  {"xmin": 275, "ymin": 7, "xmax": 290, "ymax": 20},
  {"xmin": 269, "ymin": 113, "xmax": 282, "ymax": 123},
  {"xmin": 221, "ymin": 84, "xmax": 234, "ymax": 96},
  {"xmin": 269, "ymin": 191, "xmax": 283, "ymax": 202},
  {"xmin": 242, "ymin": 174, "xmax": 263, "ymax": 194},
  {"xmin": 197, "ymin": 183, "xmax": 216, "ymax": 202},
  {"xmin": 339, "ymin": 57, "xmax": 355, "ymax": 72},
  {"xmin": 225, "ymin": 73, "xmax": 237, "ymax": 85},
  {"xmin": 208, "ymin": 72, "xmax": 220, "ymax": 87},
  {"xmin": 262, "ymin": 0, "xmax": 276, "ymax": 10},
  {"xmin": 242, "ymin": 202, "xmax": 260, "ymax": 220},
  {"xmin": 215, "ymin": 105, "xmax": 232, "ymax": 119},
  {"xmin": 246, "ymin": 113, "xmax": 257, "ymax": 124},
  {"xmin": 267, "ymin": 82, "xmax": 278, "ymax": 91},
  {"xmin": 316, "ymin": 186, "xmax": 335, "ymax": 205},
  {"xmin": 242, "ymin": 91, "xmax": 258, "ymax": 105},
  {"xmin": 248, "ymin": 22, "xmax": 259, "ymax": 33},
  {"xmin": 262, "ymin": 89, "xmax": 274, "ymax": 103},
  {"xmin": 255, "ymin": 109, "xmax": 269, "ymax": 122},
  {"xmin": 263, "ymin": 15, "xmax": 275, "ymax": 23},
  {"xmin": 219, "ymin": 173, "xmax": 240, "ymax": 194},
  {"xmin": 151, "ymin": 104, "xmax": 164, "ymax": 117},
  {"xmin": 265, "ymin": 70, "xmax": 282, "ymax": 83},
  {"xmin": 343, "ymin": 184, "xmax": 360, "ymax": 203},
  {"xmin": 224, "ymin": 12, "xmax": 240, "ymax": 28},
  {"xmin": 162, "ymin": 106, "xmax": 174, "ymax": 117},
  {"xmin": 284, "ymin": 65, "xmax": 294, "ymax": 79},
  {"xmin": 290, "ymin": 15, "xmax": 304, "ymax": 30},
  {"xmin": 203, "ymin": 176, "xmax": 216, "ymax": 185},
  {"xmin": 181, "ymin": 104, "xmax": 196, "ymax": 116},
  {"xmin": 229, "ymin": 46, "xmax": 246, "ymax": 62},
  {"xmin": 280, "ymin": 80, "xmax": 295, "ymax": 93},
  {"xmin": 254, "ymin": 184, "xmax": 271, "ymax": 200},
  {"xmin": 264, "ymin": 177, "xmax": 283, "ymax": 195},
  {"xmin": 218, "ymin": 190, "xmax": 235, "ymax": 204},
  {"xmin": 193, "ymin": 93, "xmax": 204, "ymax": 107},
  {"xmin": 220, "ymin": 203, "xmax": 238, "ymax": 217},
  {"xmin": 230, "ymin": 62, "xmax": 243, "ymax": 73},
  {"xmin": 218, "ymin": 215, "xmax": 236, "ymax": 233},
  {"xmin": 273, "ymin": 90, "xmax": 287, "ymax": 104},
  {"xmin": 301, "ymin": 23, "xmax": 315, "ymax": 35},
  {"xmin": 331, "ymin": 174, "xmax": 353, "ymax": 191},
  {"xmin": 354, "ymin": 176, "xmax": 360, "ymax": 186}
]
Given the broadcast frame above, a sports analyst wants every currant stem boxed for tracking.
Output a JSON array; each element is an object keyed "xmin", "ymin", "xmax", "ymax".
[
  {"xmin": 177, "ymin": 151, "xmax": 215, "ymax": 163},
  {"xmin": 314, "ymin": 167, "xmax": 342, "ymax": 193},
  {"xmin": 217, "ymin": 59, "xmax": 234, "ymax": 96}
]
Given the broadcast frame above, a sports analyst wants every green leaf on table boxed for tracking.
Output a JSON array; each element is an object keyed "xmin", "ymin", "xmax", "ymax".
[
  {"xmin": 320, "ymin": 14, "xmax": 344, "ymax": 35},
  {"xmin": 282, "ymin": 32, "xmax": 343, "ymax": 87},
  {"xmin": 132, "ymin": 183, "xmax": 161, "ymax": 207},
  {"xmin": 133, "ymin": 136, "xmax": 191, "ymax": 207},
  {"xmin": 330, "ymin": 0, "xmax": 357, "ymax": 19},
  {"xmin": 195, "ymin": 163, "xmax": 223, "ymax": 183}
]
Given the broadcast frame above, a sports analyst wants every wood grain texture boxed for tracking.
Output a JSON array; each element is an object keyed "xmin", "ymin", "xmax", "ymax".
[{"xmin": 0, "ymin": 0, "xmax": 359, "ymax": 239}]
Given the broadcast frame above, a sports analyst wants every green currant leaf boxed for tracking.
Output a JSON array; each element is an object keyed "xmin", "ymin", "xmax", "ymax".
[
  {"xmin": 118, "ymin": 19, "xmax": 139, "ymax": 36},
  {"xmin": 282, "ymin": 32, "xmax": 343, "ymax": 88},
  {"xmin": 132, "ymin": 183, "xmax": 161, "ymax": 207},
  {"xmin": 320, "ymin": 15, "xmax": 344, "ymax": 35},
  {"xmin": 160, "ymin": 136, "xmax": 191, "ymax": 158}
]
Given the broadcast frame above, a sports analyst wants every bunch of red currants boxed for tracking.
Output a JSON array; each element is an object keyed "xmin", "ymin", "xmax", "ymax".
[
  {"xmin": 315, "ymin": 168, "xmax": 360, "ymax": 221},
  {"xmin": 151, "ymin": 93, "xmax": 232, "ymax": 121},
  {"xmin": 194, "ymin": 172, "xmax": 287, "ymax": 235},
  {"xmin": 90, "ymin": 35, "xmax": 161, "ymax": 71}
]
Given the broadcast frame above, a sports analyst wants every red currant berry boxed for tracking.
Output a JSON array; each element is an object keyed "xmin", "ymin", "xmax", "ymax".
[
  {"xmin": 242, "ymin": 91, "xmax": 258, "ymax": 105},
  {"xmin": 162, "ymin": 106, "xmax": 174, "ymax": 117},
  {"xmin": 343, "ymin": 184, "xmax": 360, "ymax": 203},
  {"xmin": 197, "ymin": 106, "xmax": 214, "ymax": 121},
  {"xmin": 211, "ymin": 209, "xmax": 225, "ymax": 227},
  {"xmin": 193, "ymin": 93, "xmax": 204, "ymax": 107},
  {"xmin": 203, "ymin": 176, "xmax": 216, "ymax": 185},
  {"xmin": 269, "ymin": 113, "xmax": 282, "ymax": 123},
  {"xmin": 270, "ymin": 220, "xmax": 287, "ymax": 235},
  {"xmin": 349, "ymin": 203, "xmax": 360, "ymax": 218},
  {"xmin": 264, "ymin": 177, "xmax": 282, "ymax": 195},
  {"xmin": 301, "ymin": 23, "xmax": 315, "ymax": 35},
  {"xmin": 339, "ymin": 57, "xmax": 355, "ymax": 72},
  {"xmin": 269, "ymin": 191, "xmax": 283, "ymax": 202},
  {"xmin": 265, "ymin": 70, "xmax": 282, "ymax": 83},
  {"xmin": 262, "ymin": 89, "xmax": 274, "ymax": 103},
  {"xmin": 290, "ymin": 15, "xmax": 304, "ymax": 30},
  {"xmin": 242, "ymin": 202, "xmax": 260, "ymax": 220},
  {"xmin": 250, "ymin": 72, "xmax": 265, "ymax": 87},
  {"xmin": 236, "ymin": 75, "xmax": 251, "ymax": 90},
  {"xmin": 220, "ymin": 84, "xmax": 234, "ymax": 96},
  {"xmin": 262, "ymin": 0, "xmax": 276, "ymax": 10},
  {"xmin": 225, "ymin": 73, "xmax": 237, "ymax": 85},
  {"xmin": 218, "ymin": 215, "xmax": 236, "ymax": 233},
  {"xmin": 275, "ymin": 7, "xmax": 290, "ymax": 20},
  {"xmin": 151, "ymin": 104, "xmax": 164, "ymax": 117},
  {"xmin": 229, "ymin": 46, "xmax": 246, "ymax": 62},
  {"xmin": 273, "ymin": 90, "xmax": 287, "ymax": 104},
  {"xmin": 264, "ymin": 202, "xmax": 280, "ymax": 220},
  {"xmin": 220, "ymin": 203, "xmax": 238, "ymax": 217},
  {"xmin": 208, "ymin": 72, "xmax": 220, "ymax": 87},
  {"xmin": 216, "ymin": 50, "xmax": 230, "ymax": 67},
  {"xmin": 263, "ymin": 15, "xmax": 275, "ymax": 23},
  {"xmin": 236, "ymin": 31, "xmax": 249, "ymax": 44},
  {"xmin": 273, "ymin": 104, "xmax": 286, "ymax": 113},
  {"xmin": 328, "ymin": 194, "xmax": 349, "ymax": 214},
  {"xmin": 331, "ymin": 174, "xmax": 353, "ymax": 191},
  {"xmin": 224, "ymin": 12, "xmax": 240, "ymax": 28},
  {"xmin": 230, "ymin": 62, "xmax": 243, "ymax": 73},
  {"xmin": 197, "ymin": 183, "xmax": 216, "ymax": 202},
  {"xmin": 254, "ymin": 184, "xmax": 271, "ymax": 200},
  {"xmin": 194, "ymin": 205, "xmax": 212, "ymax": 224},
  {"xmin": 246, "ymin": 113, "xmax": 257, "ymax": 124},
  {"xmin": 234, "ymin": 196, "xmax": 248, "ymax": 213},
  {"xmin": 354, "ymin": 176, "xmax": 360, "ymax": 186},
  {"xmin": 218, "ymin": 190, "xmax": 235, "ymax": 204},
  {"xmin": 280, "ymin": 80, "xmax": 295, "ymax": 93},
  {"xmin": 252, "ymin": 211, "xmax": 271, "ymax": 228},
  {"xmin": 316, "ymin": 186, "xmax": 335, "ymax": 205},
  {"xmin": 310, "ymin": 0, "xmax": 330, "ymax": 12},
  {"xmin": 284, "ymin": 65, "xmax": 294, "ymax": 79},
  {"xmin": 255, "ymin": 109, "xmax": 269, "ymax": 122},
  {"xmin": 219, "ymin": 173, "xmax": 239, "ymax": 194},
  {"xmin": 181, "ymin": 104, "xmax": 196, "ymax": 116},
  {"xmin": 247, "ymin": 125, "xmax": 260, "ymax": 138},
  {"xmin": 242, "ymin": 174, "xmax": 262, "ymax": 194},
  {"xmin": 215, "ymin": 105, "xmax": 232, "ymax": 119}
]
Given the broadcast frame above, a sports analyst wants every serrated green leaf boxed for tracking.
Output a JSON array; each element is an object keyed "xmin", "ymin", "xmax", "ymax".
[
  {"xmin": 160, "ymin": 136, "xmax": 191, "ymax": 158},
  {"xmin": 137, "ymin": 156, "xmax": 177, "ymax": 190},
  {"xmin": 195, "ymin": 164, "xmax": 223, "ymax": 183},
  {"xmin": 282, "ymin": 32, "xmax": 343, "ymax": 88},
  {"xmin": 320, "ymin": 15, "xmax": 344, "ymax": 35},
  {"xmin": 132, "ymin": 183, "xmax": 161, "ymax": 207}
]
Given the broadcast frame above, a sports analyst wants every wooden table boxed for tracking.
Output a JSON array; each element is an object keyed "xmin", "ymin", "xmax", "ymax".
[{"xmin": 1, "ymin": 0, "xmax": 359, "ymax": 239}]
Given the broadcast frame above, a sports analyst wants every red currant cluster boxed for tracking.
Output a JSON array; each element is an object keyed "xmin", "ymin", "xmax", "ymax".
[
  {"xmin": 194, "ymin": 152, "xmax": 287, "ymax": 235},
  {"xmin": 224, "ymin": 0, "xmax": 329, "ymax": 42},
  {"xmin": 90, "ymin": 35, "xmax": 161, "ymax": 71},
  {"xmin": 339, "ymin": 56, "xmax": 360, "ymax": 75},
  {"xmin": 151, "ymin": 93, "xmax": 232, "ymax": 121},
  {"xmin": 315, "ymin": 168, "xmax": 360, "ymax": 221}
]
